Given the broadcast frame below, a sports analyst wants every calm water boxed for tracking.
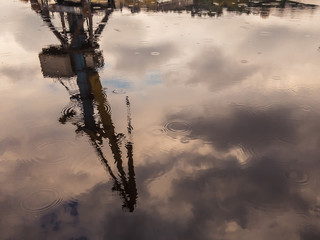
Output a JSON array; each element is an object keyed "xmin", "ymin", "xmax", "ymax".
[{"xmin": 1, "ymin": 0, "xmax": 320, "ymax": 239}]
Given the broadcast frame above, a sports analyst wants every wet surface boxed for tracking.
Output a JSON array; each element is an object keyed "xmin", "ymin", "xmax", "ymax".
[{"xmin": 1, "ymin": 0, "xmax": 320, "ymax": 239}]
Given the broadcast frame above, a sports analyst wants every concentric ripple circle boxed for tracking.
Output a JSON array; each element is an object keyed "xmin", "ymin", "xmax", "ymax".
[
  {"xmin": 112, "ymin": 89, "xmax": 126, "ymax": 95},
  {"xmin": 313, "ymin": 205, "xmax": 320, "ymax": 217},
  {"xmin": 35, "ymin": 139, "xmax": 78, "ymax": 164},
  {"xmin": 103, "ymin": 101, "xmax": 112, "ymax": 114},
  {"xmin": 284, "ymin": 169, "xmax": 309, "ymax": 185},
  {"xmin": 151, "ymin": 52, "xmax": 160, "ymax": 56},
  {"xmin": 61, "ymin": 106, "xmax": 76, "ymax": 117},
  {"xmin": 21, "ymin": 189, "xmax": 63, "ymax": 213},
  {"xmin": 162, "ymin": 120, "xmax": 192, "ymax": 140},
  {"xmin": 164, "ymin": 121, "xmax": 190, "ymax": 133}
]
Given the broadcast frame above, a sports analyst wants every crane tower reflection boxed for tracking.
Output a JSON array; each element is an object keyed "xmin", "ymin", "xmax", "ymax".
[{"xmin": 30, "ymin": 0, "xmax": 138, "ymax": 212}]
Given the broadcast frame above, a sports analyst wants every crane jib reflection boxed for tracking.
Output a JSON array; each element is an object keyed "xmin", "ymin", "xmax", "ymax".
[{"xmin": 31, "ymin": 0, "xmax": 137, "ymax": 212}]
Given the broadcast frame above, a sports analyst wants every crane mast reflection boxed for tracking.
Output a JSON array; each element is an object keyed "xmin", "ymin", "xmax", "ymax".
[{"xmin": 30, "ymin": 0, "xmax": 137, "ymax": 212}]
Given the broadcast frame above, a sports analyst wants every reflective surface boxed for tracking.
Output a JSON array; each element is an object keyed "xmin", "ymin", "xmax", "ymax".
[{"xmin": 1, "ymin": 0, "xmax": 320, "ymax": 239}]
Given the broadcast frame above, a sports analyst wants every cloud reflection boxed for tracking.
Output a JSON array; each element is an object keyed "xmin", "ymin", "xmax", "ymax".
[
  {"xmin": 10, "ymin": 102, "xmax": 320, "ymax": 240},
  {"xmin": 166, "ymin": 47, "xmax": 257, "ymax": 90},
  {"xmin": 1, "ymin": 0, "xmax": 320, "ymax": 239}
]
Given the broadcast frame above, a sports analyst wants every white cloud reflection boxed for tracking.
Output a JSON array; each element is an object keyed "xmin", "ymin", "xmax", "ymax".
[{"xmin": 1, "ymin": 1, "xmax": 320, "ymax": 239}]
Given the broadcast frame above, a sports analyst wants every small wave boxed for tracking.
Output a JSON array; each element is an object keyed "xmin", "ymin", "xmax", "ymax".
[
  {"xmin": 34, "ymin": 139, "xmax": 78, "ymax": 164},
  {"xmin": 163, "ymin": 120, "xmax": 191, "ymax": 139},
  {"xmin": 151, "ymin": 52, "xmax": 160, "ymax": 56},
  {"xmin": 284, "ymin": 169, "xmax": 309, "ymax": 185},
  {"xmin": 21, "ymin": 189, "xmax": 63, "ymax": 213},
  {"xmin": 164, "ymin": 121, "xmax": 191, "ymax": 134},
  {"xmin": 259, "ymin": 31, "xmax": 271, "ymax": 37},
  {"xmin": 150, "ymin": 128, "xmax": 165, "ymax": 135},
  {"xmin": 180, "ymin": 137, "xmax": 191, "ymax": 144},
  {"xmin": 112, "ymin": 89, "xmax": 126, "ymax": 95},
  {"xmin": 313, "ymin": 205, "xmax": 320, "ymax": 217},
  {"xmin": 60, "ymin": 105, "xmax": 78, "ymax": 124},
  {"xmin": 103, "ymin": 101, "xmax": 112, "ymax": 115}
]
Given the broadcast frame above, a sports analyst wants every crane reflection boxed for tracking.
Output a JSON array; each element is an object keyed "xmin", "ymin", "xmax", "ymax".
[{"xmin": 30, "ymin": 0, "xmax": 137, "ymax": 212}]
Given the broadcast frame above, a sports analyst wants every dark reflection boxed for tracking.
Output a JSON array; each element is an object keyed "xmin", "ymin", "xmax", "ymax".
[
  {"xmin": 31, "ymin": 0, "xmax": 137, "ymax": 212},
  {"xmin": 119, "ymin": 0, "xmax": 317, "ymax": 17}
]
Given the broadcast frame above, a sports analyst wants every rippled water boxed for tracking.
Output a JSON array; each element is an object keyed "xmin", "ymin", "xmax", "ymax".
[{"xmin": 1, "ymin": 0, "xmax": 320, "ymax": 239}]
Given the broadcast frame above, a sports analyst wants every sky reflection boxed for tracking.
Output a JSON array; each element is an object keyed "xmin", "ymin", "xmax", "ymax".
[{"xmin": 0, "ymin": 0, "xmax": 320, "ymax": 239}]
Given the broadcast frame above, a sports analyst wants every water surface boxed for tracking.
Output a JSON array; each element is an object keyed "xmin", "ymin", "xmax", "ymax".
[{"xmin": 1, "ymin": 0, "xmax": 320, "ymax": 239}]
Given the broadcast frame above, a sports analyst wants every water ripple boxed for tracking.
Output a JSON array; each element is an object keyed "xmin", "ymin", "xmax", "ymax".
[
  {"xmin": 92, "ymin": 97, "xmax": 112, "ymax": 115},
  {"xmin": 180, "ymin": 137, "xmax": 191, "ymax": 144},
  {"xmin": 259, "ymin": 31, "xmax": 271, "ymax": 37},
  {"xmin": 284, "ymin": 169, "xmax": 309, "ymax": 185},
  {"xmin": 163, "ymin": 120, "xmax": 191, "ymax": 138},
  {"xmin": 62, "ymin": 105, "xmax": 76, "ymax": 116},
  {"xmin": 20, "ymin": 189, "xmax": 63, "ymax": 213},
  {"xmin": 103, "ymin": 101, "xmax": 112, "ymax": 115},
  {"xmin": 313, "ymin": 205, "xmax": 320, "ymax": 217},
  {"xmin": 112, "ymin": 89, "xmax": 126, "ymax": 95},
  {"xmin": 151, "ymin": 128, "xmax": 165, "ymax": 135},
  {"xmin": 60, "ymin": 105, "xmax": 79, "ymax": 124},
  {"xmin": 34, "ymin": 139, "xmax": 78, "ymax": 164},
  {"xmin": 151, "ymin": 52, "xmax": 160, "ymax": 56}
]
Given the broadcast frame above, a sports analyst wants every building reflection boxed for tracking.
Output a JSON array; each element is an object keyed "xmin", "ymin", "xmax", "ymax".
[
  {"xmin": 119, "ymin": 0, "xmax": 317, "ymax": 17},
  {"xmin": 30, "ymin": 0, "xmax": 137, "ymax": 212},
  {"xmin": 24, "ymin": 0, "xmax": 318, "ymax": 17}
]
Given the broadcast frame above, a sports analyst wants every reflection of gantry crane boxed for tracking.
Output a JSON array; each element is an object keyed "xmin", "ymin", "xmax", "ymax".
[{"xmin": 31, "ymin": 0, "xmax": 138, "ymax": 212}]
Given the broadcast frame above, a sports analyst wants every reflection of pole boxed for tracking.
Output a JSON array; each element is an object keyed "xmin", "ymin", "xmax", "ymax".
[
  {"xmin": 40, "ymin": 9, "xmax": 67, "ymax": 46},
  {"xmin": 81, "ymin": 72, "xmax": 137, "ymax": 212},
  {"xmin": 125, "ymin": 96, "xmax": 137, "ymax": 210},
  {"xmin": 89, "ymin": 73, "xmax": 125, "ymax": 175},
  {"xmin": 91, "ymin": 138, "xmax": 137, "ymax": 212},
  {"xmin": 126, "ymin": 96, "xmax": 133, "ymax": 135},
  {"xmin": 125, "ymin": 141, "xmax": 137, "ymax": 211},
  {"xmin": 94, "ymin": 10, "xmax": 111, "ymax": 40},
  {"xmin": 60, "ymin": 12, "xmax": 68, "ymax": 39},
  {"xmin": 88, "ymin": 13, "xmax": 94, "ymax": 45}
]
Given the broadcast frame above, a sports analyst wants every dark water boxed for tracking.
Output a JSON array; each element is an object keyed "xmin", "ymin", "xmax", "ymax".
[{"xmin": 1, "ymin": 0, "xmax": 320, "ymax": 239}]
